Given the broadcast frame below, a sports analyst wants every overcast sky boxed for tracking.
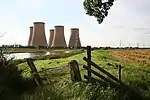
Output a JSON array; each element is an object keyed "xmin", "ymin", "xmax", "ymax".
[{"xmin": 0, "ymin": 0, "xmax": 150, "ymax": 47}]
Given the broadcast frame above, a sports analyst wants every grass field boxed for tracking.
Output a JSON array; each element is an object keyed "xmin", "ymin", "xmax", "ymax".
[{"xmin": 18, "ymin": 49, "xmax": 150, "ymax": 100}]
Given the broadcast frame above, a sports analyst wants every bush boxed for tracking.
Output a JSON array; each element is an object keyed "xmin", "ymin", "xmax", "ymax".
[{"xmin": 0, "ymin": 49, "xmax": 36, "ymax": 99}]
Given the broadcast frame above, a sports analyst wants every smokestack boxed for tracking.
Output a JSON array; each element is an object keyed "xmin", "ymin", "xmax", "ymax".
[
  {"xmin": 48, "ymin": 29, "xmax": 54, "ymax": 47},
  {"xmin": 68, "ymin": 28, "xmax": 81, "ymax": 48},
  {"xmin": 51, "ymin": 26, "xmax": 67, "ymax": 48},
  {"xmin": 28, "ymin": 26, "xmax": 33, "ymax": 46},
  {"xmin": 30, "ymin": 22, "xmax": 47, "ymax": 46}
]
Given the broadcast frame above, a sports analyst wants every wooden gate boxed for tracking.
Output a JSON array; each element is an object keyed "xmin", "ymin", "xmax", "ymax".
[{"xmin": 82, "ymin": 46, "xmax": 144, "ymax": 100}]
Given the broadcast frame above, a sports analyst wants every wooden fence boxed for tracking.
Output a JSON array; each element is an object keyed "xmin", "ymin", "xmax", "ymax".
[
  {"xmin": 26, "ymin": 58, "xmax": 69, "ymax": 87},
  {"xmin": 25, "ymin": 46, "xmax": 144, "ymax": 99},
  {"xmin": 82, "ymin": 46, "xmax": 144, "ymax": 100},
  {"xmin": 26, "ymin": 58, "xmax": 43, "ymax": 87}
]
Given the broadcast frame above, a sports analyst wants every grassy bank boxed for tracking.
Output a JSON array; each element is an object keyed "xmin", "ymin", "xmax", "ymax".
[
  {"xmin": 18, "ymin": 49, "xmax": 85, "ymax": 77},
  {"xmin": 15, "ymin": 49, "xmax": 84, "ymax": 64},
  {"xmin": 17, "ymin": 49, "xmax": 150, "ymax": 100},
  {"xmin": 2, "ymin": 48, "xmax": 79, "ymax": 53}
]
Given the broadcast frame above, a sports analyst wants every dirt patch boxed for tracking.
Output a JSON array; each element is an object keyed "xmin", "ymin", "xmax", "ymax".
[{"xmin": 110, "ymin": 49, "xmax": 150, "ymax": 66}]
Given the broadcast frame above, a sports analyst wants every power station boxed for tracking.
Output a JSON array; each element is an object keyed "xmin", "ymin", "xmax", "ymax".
[
  {"xmin": 28, "ymin": 22, "xmax": 81, "ymax": 48},
  {"xmin": 30, "ymin": 22, "xmax": 47, "ymax": 46},
  {"xmin": 51, "ymin": 26, "xmax": 67, "ymax": 48},
  {"xmin": 48, "ymin": 29, "xmax": 54, "ymax": 47},
  {"xmin": 68, "ymin": 28, "xmax": 81, "ymax": 48},
  {"xmin": 28, "ymin": 26, "xmax": 33, "ymax": 46}
]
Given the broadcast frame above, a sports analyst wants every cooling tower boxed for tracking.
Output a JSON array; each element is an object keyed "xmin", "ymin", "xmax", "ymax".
[
  {"xmin": 28, "ymin": 26, "xmax": 33, "ymax": 46},
  {"xmin": 51, "ymin": 26, "xmax": 67, "ymax": 48},
  {"xmin": 30, "ymin": 22, "xmax": 47, "ymax": 46},
  {"xmin": 68, "ymin": 28, "xmax": 81, "ymax": 48},
  {"xmin": 48, "ymin": 29, "xmax": 54, "ymax": 47}
]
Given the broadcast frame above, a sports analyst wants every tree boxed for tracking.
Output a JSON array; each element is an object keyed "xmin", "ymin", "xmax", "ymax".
[{"xmin": 83, "ymin": 0, "xmax": 116, "ymax": 24}]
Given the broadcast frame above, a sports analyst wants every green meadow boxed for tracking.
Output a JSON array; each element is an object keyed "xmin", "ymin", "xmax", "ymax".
[{"xmin": 17, "ymin": 49, "xmax": 150, "ymax": 100}]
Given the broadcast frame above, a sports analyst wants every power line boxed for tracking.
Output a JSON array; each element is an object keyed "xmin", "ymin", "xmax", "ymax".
[
  {"xmin": 119, "ymin": 40, "xmax": 122, "ymax": 48},
  {"xmin": 137, "ymin": 42, "xmax": 139, "ymax": 48}
]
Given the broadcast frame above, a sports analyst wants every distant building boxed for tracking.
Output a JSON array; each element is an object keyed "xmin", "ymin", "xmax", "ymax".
[
  {"xmin": 68, "ymin": 28, "xmax": 81, "ymax": 48},
  {"xmin": 30, "ymin": 22, "xmax": 47, "ymax": 46},
  {"xmin": 27, "ymin": 23, "xmax": 82, "ymax": 48},
  {"xmin": 51, "ymin": 25, "xmax": 67, "ymax": 48},
  {"xmin": 48, "ymin": 29, "xmax": 54, "ymax": 47},
  {"xmin": 28, "ymin": 26, "xmax": 33, "ymax": 46}
]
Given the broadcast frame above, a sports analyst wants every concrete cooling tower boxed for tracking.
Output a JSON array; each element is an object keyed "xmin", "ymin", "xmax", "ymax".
[
  {"xmin": 51, "ymin": 26, "xmax": 67, "ymax": 48},
  {"xmin": 30, "ymin": 22, "xmax": 47, "ymax": 46},
  {"xmin": 28, "ymin": 26, "xmax": 33, "ymax": 46},
  {"xmin": 68, "ymin": 28, "xmax": 81, "ymax": 48},
  {"xmin": 48, "ymin": 29, "xmax": 54, "ymax": 47}
]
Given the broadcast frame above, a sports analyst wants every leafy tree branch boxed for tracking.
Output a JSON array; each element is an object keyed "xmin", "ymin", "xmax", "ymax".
[{"xmin": 83, "ymin": 0, "xmax": 116, "ymax": 24}]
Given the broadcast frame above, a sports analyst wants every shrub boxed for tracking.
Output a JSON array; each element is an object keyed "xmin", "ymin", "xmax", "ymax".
[{"xmin": 0, "ymin": 49, "xmax": 36, "ymax": 99}]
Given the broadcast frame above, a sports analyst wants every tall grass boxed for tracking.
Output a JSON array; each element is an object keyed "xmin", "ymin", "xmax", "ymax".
[
  {"xmin": 21, "ymin": 80, "xmax": 117, "ymax": 100},
  {"xmin": 19, "ymin": 49, "xmax": 150, "ymax": 100},
  {"xmin": 0, "ymin": 49, "xmax": 36, "ymax": 100}
]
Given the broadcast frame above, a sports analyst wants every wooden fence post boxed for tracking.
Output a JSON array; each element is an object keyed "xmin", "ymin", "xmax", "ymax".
[
  {"xmin": 117, "ymin": 64, "xmax": 123, "ymax": 100},
  {"xmin": 118, "ymin": 65, "xmax": 122, "ymax": 83},
  {"xmin": 87, "ymin": 46, "xmax": 91, "ymax": 81},
  {"xmin": 26, "ymin": 58, "xmax": 43, "ymax": 87},
  {"xmin": 68, "ymin": 60, "xmax": 82, "ymax": 82}
]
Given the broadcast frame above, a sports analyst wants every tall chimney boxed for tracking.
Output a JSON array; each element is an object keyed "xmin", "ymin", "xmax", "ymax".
[
  {"xmin": 51, "ymin": 26, "xmax": 67, "ymax": 48},
  {"xmin": 48, "ymin": 29, "xmax": 54, "ymax": 47},
  {"xmin": 28, "ymin": 26, "xmax": 33, "ymax": 46},
  {"xmin": 30, "ymin": 22, "xmax": 47, "ymax": 46},
  {"xmin": 68, "ymin": 28, "xmax": 81, "ymax": 48}
]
